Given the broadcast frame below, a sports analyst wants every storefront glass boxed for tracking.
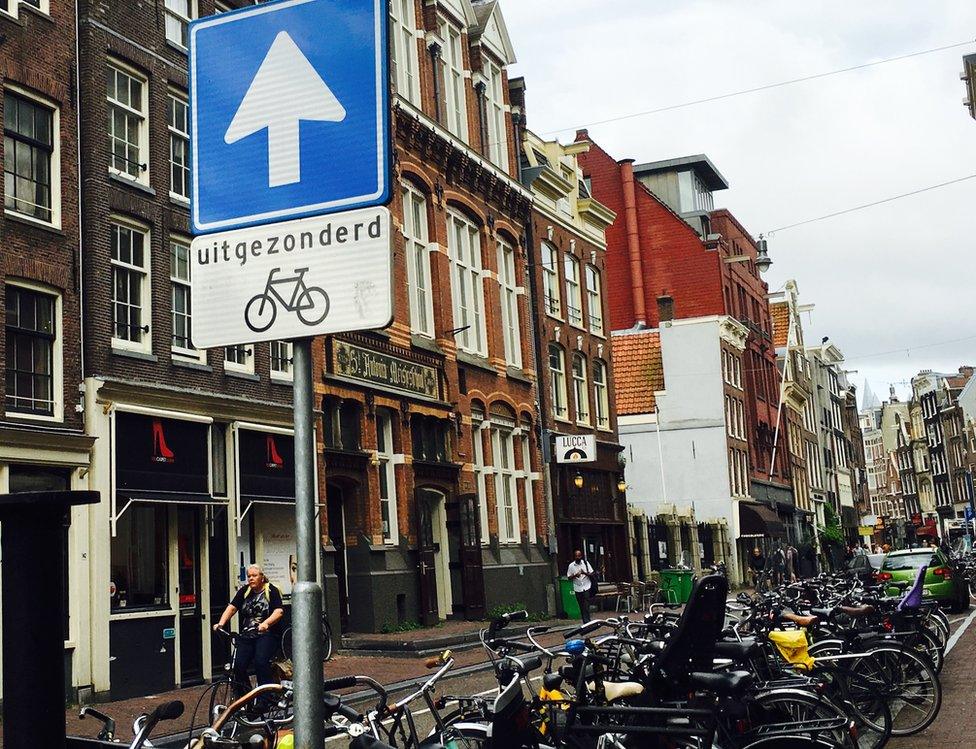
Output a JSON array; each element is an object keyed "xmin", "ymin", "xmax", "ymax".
[{"xmin": 111, "ymin": 504, "xmax": 168, "ymax": 610}]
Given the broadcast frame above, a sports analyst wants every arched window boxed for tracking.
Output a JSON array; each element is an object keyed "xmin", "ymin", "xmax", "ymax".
[
  {"xmin": 564, "ymin": 255, "xmax": 582, "ymax": 326},
  {"xmin": 541, "ymin": 242, "xmax": 560, "ymax": 316},
  {"xmin": 572, "ymin": 352, "xmax": 589, "ymax": 425},
  {"xmin": 593, "ymin": 360, "xmax": 610, "ymax": 430},
  {"xmin": 401, "ymin": 181, "xmax": 433, "ymax": 337},
  {"xmin": 548, "ymin": 344, "xmax": 567, "ymax": 420}
]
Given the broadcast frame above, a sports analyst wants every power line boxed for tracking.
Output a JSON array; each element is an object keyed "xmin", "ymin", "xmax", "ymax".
[
  {"xmin": 542, "ymin": 39, "xmax": 975, "ymax": 136},
  {"xmin": 766, "ymin": 174, "xmax": 976, "ymax": 234},
  {"xmin": 843, "ymin": 333, "xmax": 976, "ymax": 363}
]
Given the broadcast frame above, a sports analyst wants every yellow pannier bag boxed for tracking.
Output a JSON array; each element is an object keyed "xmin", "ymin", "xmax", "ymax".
[{"xmin": 768, "ymin": 629, "xmax": 815, "ymax": 671}]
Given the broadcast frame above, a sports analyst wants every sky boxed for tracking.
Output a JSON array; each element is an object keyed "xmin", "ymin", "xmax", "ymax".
[{"xmin": 501, "ymin": 0, "xmax": 976, "ymax": 406}]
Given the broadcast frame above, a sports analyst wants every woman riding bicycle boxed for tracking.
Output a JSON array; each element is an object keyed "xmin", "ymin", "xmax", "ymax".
[{"xmin": 213, "ymin": 564, "xmax": 285, "ymax": 699}]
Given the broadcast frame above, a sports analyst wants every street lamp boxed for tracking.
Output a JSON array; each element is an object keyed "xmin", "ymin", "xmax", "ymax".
[
  {"xmin": 617, "ymin": 478, "xmax": 628, "ymax": 493},
  {"xmin": 756, "ymin": 236, "xmax": 772, "ymax": 274},
  {"xmin": 573, "ymin": 472, "xmax": 584, "ymax": 489}
]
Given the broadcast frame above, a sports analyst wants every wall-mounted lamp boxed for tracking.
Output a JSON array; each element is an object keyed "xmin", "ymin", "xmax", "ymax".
[
  {"xmin": 573, "ymin": 472, "xmax": 584, "ymax": 489},
  {"xmin": 617, "ymin": 478, "xmax": 628, "ymax": 493}
]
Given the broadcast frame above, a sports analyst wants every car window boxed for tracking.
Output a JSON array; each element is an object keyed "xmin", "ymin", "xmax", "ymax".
[{"xmin": 882, "ymin": 552, "xmax": 934, "ymax": 571}]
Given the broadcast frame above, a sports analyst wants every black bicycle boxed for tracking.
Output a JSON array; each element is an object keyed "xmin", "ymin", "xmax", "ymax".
[
  {"xmin": 244, "ymin": 266, "xmax": 330, "ymax": 332},
  {"xmin": 280, "ymin": 610, "xmax": 334, "ymax": 662}
]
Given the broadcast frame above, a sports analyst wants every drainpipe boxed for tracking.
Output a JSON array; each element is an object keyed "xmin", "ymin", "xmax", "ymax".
[{"xmin": 618, "ymin": 159, "xmax": 647, "ymax": 328}]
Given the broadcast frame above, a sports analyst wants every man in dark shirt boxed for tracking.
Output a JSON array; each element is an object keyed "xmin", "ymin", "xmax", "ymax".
[{"xmin": 214, "ymin": 564, "xmax": 285, "ymax": 698}]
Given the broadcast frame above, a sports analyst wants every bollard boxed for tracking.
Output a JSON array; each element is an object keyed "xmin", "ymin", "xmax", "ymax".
[{"xmin": 0, "ymin": 490, "xmax": 99, "ymax": 749}]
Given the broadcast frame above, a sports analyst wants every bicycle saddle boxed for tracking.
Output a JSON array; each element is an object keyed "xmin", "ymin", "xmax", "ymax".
[
  {"xmin": 781, "ymin": 612, "xmax": 819, "ymax": 627},
  {"xmin": 714, "ymin": 638, "xmax": 759, "ymax": 662},
  {"xmin": 837, "ymin": 605, "xmax": 876, "ymax": 617},
  {"xmin": 586, "ymin": 680, "xmax": 645, "ymax": 702},
  {"xmin": 689, "ymin": 670, "xmax": 754, "ymax": 698}
]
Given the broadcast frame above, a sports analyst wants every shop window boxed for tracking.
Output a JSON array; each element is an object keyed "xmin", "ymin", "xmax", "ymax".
[
  {"xmin": 411, "ymin": 415, "xmax": 451, "ymax": 463},
  {"xmin": 5, "ymin": 283, "xmax": 57, "ymax": 417},
  {"xmin": 111, "ymin": 504, "xmax": 168, "ymax": 611},
  {"xmin": 323, "ymin": 397, "xmax": 361, "ymax": 451},
  {"xmin": 376, "ymin": 409, "xmax": 398, "ymax": 544},
  {"xmin": 211, "ymin": 422, "xmax": 227, "ymax": 496}
]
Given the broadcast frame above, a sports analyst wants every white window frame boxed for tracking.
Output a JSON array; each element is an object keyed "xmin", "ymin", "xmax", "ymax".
[
  {"xmin": 169, "ymin": 235, "xmax": 204, "ymax": 362},
  {"xmin": 593, "ymin": 360, "xmax": 610, "ymax": 430},
  {"xmin": 224, "ymin": 344, "xmax": 254, "ymax": 374},
  {"xmin": 107, "ymin": 60, "xmax": 149, "ymax": 185},
  {"xmin": 497, "ymin": 237, "xmax": 522, "ymax": 368},
  {"xmin": 446, "ymin": 210, "xmax": 486, "ymax": 356},
  {"xmin": 110, "ymin": 217, "xmax": 151, "ymax": 353},
  {"xmin": 564, "ymin": 255, "xmax": 583, "ymax": 327},
  {"xmin": 377, "ymin": 409, "xmax": 399, "ymax": 544},
  {"xmin": 572, "ymin": 352, "xmax": 590, "ymax": 426},
  {"xmin": 167, "ymin": 89, "xmax": 190, "ymax": 202},
  {"xmin": 549, "ymin": 344, "xmax": 568, "ymax": 421},
  {"xmin": 519, "ymin": 424, "xmax": 536, "ymax": 544},
  {"xmin": 484, "ymin": 60, "xmax": 508, "ymax": 170},
  {"xmin": 19, "ymin": 0, "xmax": 50, "ymax": 15},
  {"xmin": 472, "ymin": 416, "xmax": 489, "ymax": 545},
  {"xmin": 214, "ymin": 1, "xmax": 232, "ymax": 12},
  {"xmin": 492, "ymin": 426, "xmax": 519, "ymax": 543},
  {"xmin": 163, "ymin": 0, "xmax": 196, "ymax": 49},
  {"xmin": 585, "ymin": 265, "xmax": 603, "ymax": 336},
  {"xmin": 438, "ymin": 16, "xmax": 468, "ymax": 140},
  {"xmin": 401, "ymin": 182, "xmax": 434, "ymax": 337},
  {"xmin": 4, "ymin": 278, "xmax": 63, "ymax": 422},
  {"xmin": 3, "ymin": 84, "xmax": 61, "ymax": 229},
  {"xmin": 389, "ymin": 0, "xmax": 420, "ymax": 106},
  {"xmin": 270, "ymin": 340, "xmax": 293, "ymax": 382},
  {"xmin": 542, "ymin": 242, "xmax": 561, "ymax": 318}
]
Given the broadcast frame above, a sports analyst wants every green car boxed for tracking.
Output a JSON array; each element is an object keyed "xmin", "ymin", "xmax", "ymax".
[{"xmin": 878, "ymin": 548, "xmax": 971, "ymax": 613}]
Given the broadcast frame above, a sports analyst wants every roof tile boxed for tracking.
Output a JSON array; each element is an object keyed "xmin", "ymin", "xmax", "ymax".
[{"xmin": 611, "ymin": 331, "xmax": 664, "ymax": 416}]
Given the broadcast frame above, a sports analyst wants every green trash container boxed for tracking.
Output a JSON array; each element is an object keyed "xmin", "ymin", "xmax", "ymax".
[
  {"xmin": 559, "ymin": 577, "xmax": 581, "ymax": 619},
  {"xmin": 660, "ymin": 569, "xmax": 695, "ymax": 604}
]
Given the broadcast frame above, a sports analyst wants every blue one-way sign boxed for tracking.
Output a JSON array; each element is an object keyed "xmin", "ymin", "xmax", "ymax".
[{"xmin": 189, "ymin": 0, "xmax": 390, "ymax": 234}]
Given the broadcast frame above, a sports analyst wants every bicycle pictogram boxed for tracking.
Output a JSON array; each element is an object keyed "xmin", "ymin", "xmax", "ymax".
[{"xmin": 244, "ymin": 267, "xmax": 330, "ymax": 333}]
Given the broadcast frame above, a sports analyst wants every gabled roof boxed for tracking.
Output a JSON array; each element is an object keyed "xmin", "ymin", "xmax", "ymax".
[
  {"xmin": 610, "ymin": 330, "xmax": 664, "ymax": 416},
  {"xmin": 769, "ymin": 301, "xmax": 789, "ymax": 348},
  {"xmin": 470, "ymin": 0, "xmax": 516, "ymax": 65}
]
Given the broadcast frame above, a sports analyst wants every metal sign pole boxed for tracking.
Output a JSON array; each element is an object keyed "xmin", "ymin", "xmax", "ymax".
[{"xmin": 292, "ymin": 338, "xmax": 323, "ymax": 749}]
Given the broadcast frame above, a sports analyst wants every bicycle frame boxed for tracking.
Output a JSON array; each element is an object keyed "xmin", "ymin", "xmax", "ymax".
[{"xmin": 262, "ymin": 268, "xmax": 316, "ymax": 311}]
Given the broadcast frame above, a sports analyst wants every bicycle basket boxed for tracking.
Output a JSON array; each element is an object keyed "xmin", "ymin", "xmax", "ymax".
[{"xmin": 767, "ymin": 629, "xmax": 815, "ymax": 671}]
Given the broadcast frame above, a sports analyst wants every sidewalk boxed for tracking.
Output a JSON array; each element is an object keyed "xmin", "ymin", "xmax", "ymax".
[{"xmin": 44, "ymin": 616, "xmax": 578, "ymax": 746}]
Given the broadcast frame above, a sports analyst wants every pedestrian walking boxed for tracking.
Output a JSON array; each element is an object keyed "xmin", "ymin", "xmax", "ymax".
[
  {"xmin": 213, "ymin": 564, "xmax": 285, "ymax": 701},
  {"xmin": 785, "ymin": 544, "xmax": 797, "ymax": 583},
  {"xmin": 567, "ymin": 550, "xmax": 595, "ymax": 623}
]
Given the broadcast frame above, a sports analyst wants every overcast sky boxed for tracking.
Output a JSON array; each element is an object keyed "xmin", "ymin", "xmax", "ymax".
[{"xmin": 502, "ymin": 0, "xmax": 976, "ymax": 406}]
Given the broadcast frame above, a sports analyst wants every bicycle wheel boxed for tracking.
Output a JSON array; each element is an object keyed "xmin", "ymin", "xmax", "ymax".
[
  {"xmin": 279, "ymin": 626, "xmax": 293, "ymax": 662},
  {"xmin": 748, "ymin": 689, "xmax": 854, "ymax": 748},
  {"xmin": 207, "ymin": 678, "xmax": 236, "ymax": 728},
  {"xmin": 296, "ymin": 287, "xmax": 330, "ymax": 326},
  {"xmin": 848, "ymin": 645, "xmax": 941, "ymax": 737},
  {"xmin": 322, "ymin": 614, "xmax": 334, "ymax": 661},
  {"xmin": 820, "ymin": 667, "xmax": 892, "ymax": 749}
]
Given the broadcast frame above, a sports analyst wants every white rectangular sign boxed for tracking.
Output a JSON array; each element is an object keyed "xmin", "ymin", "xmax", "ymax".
[
  {"xmin": 190, "ymin": 207, "xmax": 392, "ymax": 349},
  {"xmin": 555, "ymin": 434, "xmax": 597, "ymax": 463}
]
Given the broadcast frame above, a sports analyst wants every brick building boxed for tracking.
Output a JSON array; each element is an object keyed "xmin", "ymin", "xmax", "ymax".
[
  {"xmin": 76, "ymin": 0, "xmax": 303, "ymax": 699},
  {"xmin": 313, "ymin": 0, "xmax": 548, "ymax": 635},
  {"xmin": 511, "ymin": 91, "xmax": 627, "ymax": 584},
  {"xmin": 576, "ymin": 137, "xmax": 798, "ymax": 544},
  {"xmin": 0, "ymin": 0, "xmax": 93, "ymax": 700}
]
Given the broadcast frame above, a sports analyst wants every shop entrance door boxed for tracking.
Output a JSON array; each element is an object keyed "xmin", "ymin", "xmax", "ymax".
[
  {"xmin": 208, "ymin": 506, "xmax": 231, "ymax": 677},
  {"xmin": 417, "ymin": 490, "xmax": 439, "ymax": 626},
  {"xmin": 583, "ymin": 533, "xmax": 604, "ymax": 583},
  {"xmin": 326, "ymin": 484, "xmax": 349, "ymax": 630},
  {"xmin": 457, "ymin": 493, "xmax": 485, "ymax": 619},
  {"xmin": 177, "ymin": 507, "xmax": 204, "ymax": 685}
]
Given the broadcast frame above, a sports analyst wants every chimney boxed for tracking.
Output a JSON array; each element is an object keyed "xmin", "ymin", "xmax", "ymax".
[{"xmin": 619, "ymin": 159, "xmax": 647, "ymax": 328}]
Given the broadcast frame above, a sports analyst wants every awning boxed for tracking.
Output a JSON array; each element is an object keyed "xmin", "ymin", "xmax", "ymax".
[
  {"xmin": 114, "ymin": 490, "xmax": 227, "ymax": 526},
  {"xmin": 915, "ymin": 524, "xmax": 939, "ymax": 538},
  {"xmin": 738, "ymin": 502, "xmax": 787, "ymax": 539}
]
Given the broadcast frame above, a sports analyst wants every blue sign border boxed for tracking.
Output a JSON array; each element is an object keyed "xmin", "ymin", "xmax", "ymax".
[{"xmin": 188, "ymin": 0, "xmax": 391, "ymax": 235}]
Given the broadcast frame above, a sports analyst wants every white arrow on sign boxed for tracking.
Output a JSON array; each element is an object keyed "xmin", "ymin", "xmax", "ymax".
[{"xmin": 225, "ymin": 30, "xmax": 346, "ymax": 188}]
